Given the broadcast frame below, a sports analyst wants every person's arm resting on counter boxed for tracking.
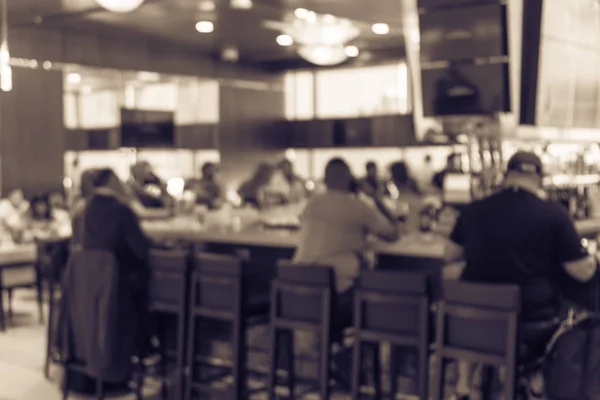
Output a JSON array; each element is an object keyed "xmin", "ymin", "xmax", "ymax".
[
  {"xmin": 362, "ymin": 197, "xmax": 400, "ymax": 242},
  {"xmin": 555, "ymin": 211, "xmax": 597, "ymax": 282}
]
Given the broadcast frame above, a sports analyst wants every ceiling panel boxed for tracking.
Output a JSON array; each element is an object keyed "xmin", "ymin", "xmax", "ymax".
[{"xmin": 7, "ymin": 0, "xmax": 406, "ymax": 67}]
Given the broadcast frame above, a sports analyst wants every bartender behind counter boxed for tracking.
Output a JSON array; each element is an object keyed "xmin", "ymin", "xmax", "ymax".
[
  {"xmin": 445, "ymin": 151, "xmax": 597, "ymax": 399},
  {"xmin": 128, "ymin": 161, "xmax": 174, "ymax": 211}
]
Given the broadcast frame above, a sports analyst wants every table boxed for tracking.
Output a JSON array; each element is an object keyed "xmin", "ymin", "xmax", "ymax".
[{"xmin": 0, "ymin": 244, "xmax": 39, "ymax": 331}]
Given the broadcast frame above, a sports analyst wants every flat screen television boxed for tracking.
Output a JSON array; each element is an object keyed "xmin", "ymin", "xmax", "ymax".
[
  {"xmin": 421, "ymin": 63, "xmax": 510, "ymax": 116},
  {"xmin": 419, "ymin": 2, "xmax": 507, "ymax": 64},
  {"xmin": 120, "ymin": 108, "xmax": 175, "ymax": 148}
]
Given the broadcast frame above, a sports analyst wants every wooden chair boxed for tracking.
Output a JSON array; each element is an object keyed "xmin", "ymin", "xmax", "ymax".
[
  {"xmin": 147, "ymin": 248, "xmax": 191, "ymax": 400},
  {"xmin": 351, "ymin": 270, "xmax": 431, "ymax": 400},
  {"xmin": 39, "ymin": 237, "xmax": 70, "ymax": 378},
  {"xmin": 431, "ymin": 280, "xmax": 520, "ymax": 400},
  {"xmin": 267, "ymin": 264, "xmax": 336, "ymax": 400},
  {"xmin": 184, "ymin": 252, "xmax": 270, "ymax": 400}
]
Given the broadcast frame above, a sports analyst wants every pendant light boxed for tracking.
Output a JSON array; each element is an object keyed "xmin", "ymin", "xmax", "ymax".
[
  {"xmin": 0, "ymin": 0, "xmax": 11, "ymax": 92},
  {"xmin": 95, "ymin": 0, "xmax": 145, "ymax": 13}
]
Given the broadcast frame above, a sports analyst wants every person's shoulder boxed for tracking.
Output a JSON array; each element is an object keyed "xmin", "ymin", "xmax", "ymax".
[{"xmin": 540, "ymin": 198, "xmax": 573, "ymax": 223}]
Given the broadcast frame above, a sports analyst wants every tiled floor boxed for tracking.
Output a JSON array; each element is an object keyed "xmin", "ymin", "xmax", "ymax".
[
  {"xmin": 0, "ymin": 290, "xmax": 545, "ymax": 400},
  {"xmin": 0, "ymin": 290, "xmax": 163, "ymax": 400}
]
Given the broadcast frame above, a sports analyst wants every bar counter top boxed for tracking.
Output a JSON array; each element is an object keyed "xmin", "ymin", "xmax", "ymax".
[
  {"xmin": 143, "ymin": 217, "xmax": 448, "ymax": 258},
  {"xmin": 142, "ymin": 215, "xmax": 600, "ymax": 259}
]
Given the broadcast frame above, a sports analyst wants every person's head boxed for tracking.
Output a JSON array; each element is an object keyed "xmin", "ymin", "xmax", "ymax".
[
  {"xmin": 130, "ymin": 161, "xmax": 152, "ymax": 182},
  {"xmin": 504, "ymin": 151, "xmax": 544, "ymax": 190},
  {"xmin": 390, "ymin": 161, "xmax": 411, "ymax": 186},
  {"xmin": 48, "ymin": 191, "xmax": 66, "ymax": 210},
  {"xmin": 80, "ymin": 169, "xmax": 99, "ymax": 198},
  {"xmin": 201, "ymin": 162, "xmax": 218, "ymax": 180},
  {"xmin": 447, "ymin": 153, "xmax": 462, "ymax": 171},
  {"xmin": 7, "ymin": 189, "xmax": 24, "ymax": 207},
  {"xmin": 252, "ymin": 163, "xmax": 276, "ymax": 187},
  {"xmin": 94, "ymin": 168, "xmax": 129, "ymax": 200},
  {"xmin": 30, "ymin": 195, "xmax": 51, "ymax": 220},
  {"xmin": 365, "ymin": 161, "xmax": 378, "ymax": 179},
  {"xmin": 279, "ymin": 159, "xmax": 294, "ymax": 180},
  {"xmin": 324, "ymin": 158, "xmax": 355, "ymax": 192}
]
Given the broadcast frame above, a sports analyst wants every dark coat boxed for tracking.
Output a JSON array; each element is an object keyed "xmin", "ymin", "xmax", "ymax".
[{"xmin": 57, "ymin": 191, "xmax": 149, "ymax": 383}]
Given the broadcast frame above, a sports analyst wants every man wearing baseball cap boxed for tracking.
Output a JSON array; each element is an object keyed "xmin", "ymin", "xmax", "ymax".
[{"xmin": 445, "ymin": 151, "xmax": 598, "ymax": 399}]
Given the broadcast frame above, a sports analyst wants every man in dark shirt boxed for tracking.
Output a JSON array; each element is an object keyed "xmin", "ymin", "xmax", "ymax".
[{"xmin": 445, "ymin": 151, "xmax": 597, "ymax": 399}]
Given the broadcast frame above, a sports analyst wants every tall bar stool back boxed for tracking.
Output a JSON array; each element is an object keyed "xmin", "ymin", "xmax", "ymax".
[
  {"xmin": 147, "ymin": 248, "xmax": 191, "ymax": 400},
  {"xmin": 351, "ymin": 270, "xmax": 430, "ymax": 400},
  {"xmin": 376, "ymin": 254, "xmax": 445, "ymax": 300},
  {"xmin": 267, "ymin": 264, "xmax": 335, "ymax": 400},
  {"xmin": 432, "ymin": 281, "xmax": 520, "ymax": 400},
  {"xmin": 184, "ymin": 253, "xmax": 245, "ymax": 400}
]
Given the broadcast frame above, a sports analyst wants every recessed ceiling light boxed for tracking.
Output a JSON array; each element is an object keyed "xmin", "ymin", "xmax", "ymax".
[
  {"xmin": 344, "ymin": 45, "xmax": 359, "ymax": 57},
  {"xmin": 294, "ymin": 8, "xmax": 309, "ymax": 19},
  {"xmin": 195, "ymin": 21, "xmax": 214, "ymax": 33},
  {"xmin": 372, "ymin": 23, "xmax": 389, "ymax": 35},
  {"xmin": 197, "ymin": 1, "xmax": 215, "ymax": 11},
  {"xmin": 230, "ymin": 0, "xmax": 253, "ymax": 9},
  {"xmin": 67, "ymin": 72, "xmax": 81, "ymax": 85},
  {"xmin": 276, "ymin": 34, "xmax": 294, "ymax": 47}
]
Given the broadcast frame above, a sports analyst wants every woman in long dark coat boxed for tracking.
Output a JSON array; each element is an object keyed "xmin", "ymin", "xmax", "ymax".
[{"xmin": 60, "ymin": 168, "xmax": 150, "ymax": 395}]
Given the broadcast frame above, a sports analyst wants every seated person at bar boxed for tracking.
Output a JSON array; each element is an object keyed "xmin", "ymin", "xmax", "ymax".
[
  {"xmin": 387, "ymin": 161, "xmax": 423, "ymax": 232},
  {"xmin": 360, "ymin": 161, "xmax": 386, "ymax": 196},
  {"xmin": 432, "ymin": 152, "xmax": 463, "ymax": 191},
  {"xmin": 129, "ymin": 160, "xmax": 173, "ymax": 209},
  {"xmin": 185, "ymin": 162, "xmax": 224, "ymax": 209},
  {"xmin": 64, "ymin": 168, "xmax": 150, "ymax": 396},
  {"xmin": 48, "ymin": 191, "xmax": 71, "ymax": 227},
  {"xmin": 0, "ymin": 189, "xmax": 29, "ymax": 230},
  {"xmin": 238, "ymin": 163, "xmax": 287, "ymax": 208},
  {"xmin": 278, "ymin": 158, "xmax": 307, "ymax": 203},
  {"xmin": 293, "ymin": 158, "xmax": 399, "ymax": 326},
  {"xmin": 445, "ymin": 151, "xmax": 598, "ymax": 399}
]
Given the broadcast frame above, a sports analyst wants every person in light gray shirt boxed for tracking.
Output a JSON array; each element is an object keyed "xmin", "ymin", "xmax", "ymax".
[{"xmin": 293, "ymin": 158, "xmax": 399, "ymax": 317}]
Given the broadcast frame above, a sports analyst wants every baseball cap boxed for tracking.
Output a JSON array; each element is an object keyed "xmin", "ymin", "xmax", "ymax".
[{"xmin": 506, "ymin": 151, "xmax": 543, "ymax": 176}]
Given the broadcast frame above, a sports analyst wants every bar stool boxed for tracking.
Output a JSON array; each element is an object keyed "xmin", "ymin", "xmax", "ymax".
[
  {"xmin": 40, "ymin": 238, "xmax": 70, "ymax": 379},
  {"xmin": 267, "ymin": 264, "xmax": 336, "ymax": 400},
  {"xmin": 431, "ymin": 281, "xmax": 520, "ymax": 400},
  {"xmin": 351, "ymin": 270, "xmax": 431, "ymax": 400},
  {"xmin": 184, "ymin": 252, "xmax": 270, "ymax": 400},
  {"xmin": 147, "ymin": 248, "xmax": 191, "ymax": 400}
]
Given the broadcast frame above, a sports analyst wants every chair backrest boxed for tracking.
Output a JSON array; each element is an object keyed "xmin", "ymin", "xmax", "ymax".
[
  {"xmin": 273, "ymin": 263, "xmax": 334, "ymax": 324},
  {"xmin": 440, "ymin": 280, "xmax": 520, "ymax": 356},
  {"xmin": 356, "ymin": 270, "xmax": 429, "ymax": 338},
  {"xmin": 148, "ymin": 249, "xmax": 190, "ymax": 312},
  {"xmin": 190, "ymin": 252, "xmax": 243, "ymax": 317},
  {"xmin": 376, "ymin": 254, "xmax": 444, "ymax": 300},
  {"xmin": 36, "ymin": 238, "xmax": 70, "ymax": 284}
]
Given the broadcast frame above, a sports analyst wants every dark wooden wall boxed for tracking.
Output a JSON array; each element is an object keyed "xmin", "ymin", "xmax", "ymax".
[
  {"xmin": 0, "ymin": 26, "xmax": 284, "ymax": 195},
  {"xmin": 218, "ymin": 80, "xmax": 287, "ymax": 191},
  {"xmin": 0, "ymin": 68, "xmax": 64, "ymax": 197}
]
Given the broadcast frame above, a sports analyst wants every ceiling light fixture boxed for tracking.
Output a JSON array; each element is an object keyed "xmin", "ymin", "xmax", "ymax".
[
  {"xmin": 198, "ymin": 1, "xmax": 215, "ymax": 12},
  {"xmin": 195, "ymin": 21, "xmax": 214, "ymax": 33},
  {"xmin": 294, "ymin": 8, "xmax": 309, "ymax": 19},
  {"xmin": 274, "ymin": 10, "xmax": 359, "ymax": 65},
  {"xmin": 95, "ymin": 0, "xmax": 144, "ymax": 13},
  {"xmin": 298, "ymin": 44, "xmax": 347, "ymax": 66},
  {"xmin": 344, "ymin": 45, "xmax": 359, "ymax": 57},
  {"xmin": 276, "ymin": 34, "xmax": 294, "ymax": 47},
  {"xmin": 230, "ymin": 0, "xmax": 253, "ymax": 9},
  {"xmin": 67, "ymin": 72, "xmax": 82, "ymax": 85},
  {"xmin": 371, "ymin": 23, "xmax": 390, "ymax": 35}
]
